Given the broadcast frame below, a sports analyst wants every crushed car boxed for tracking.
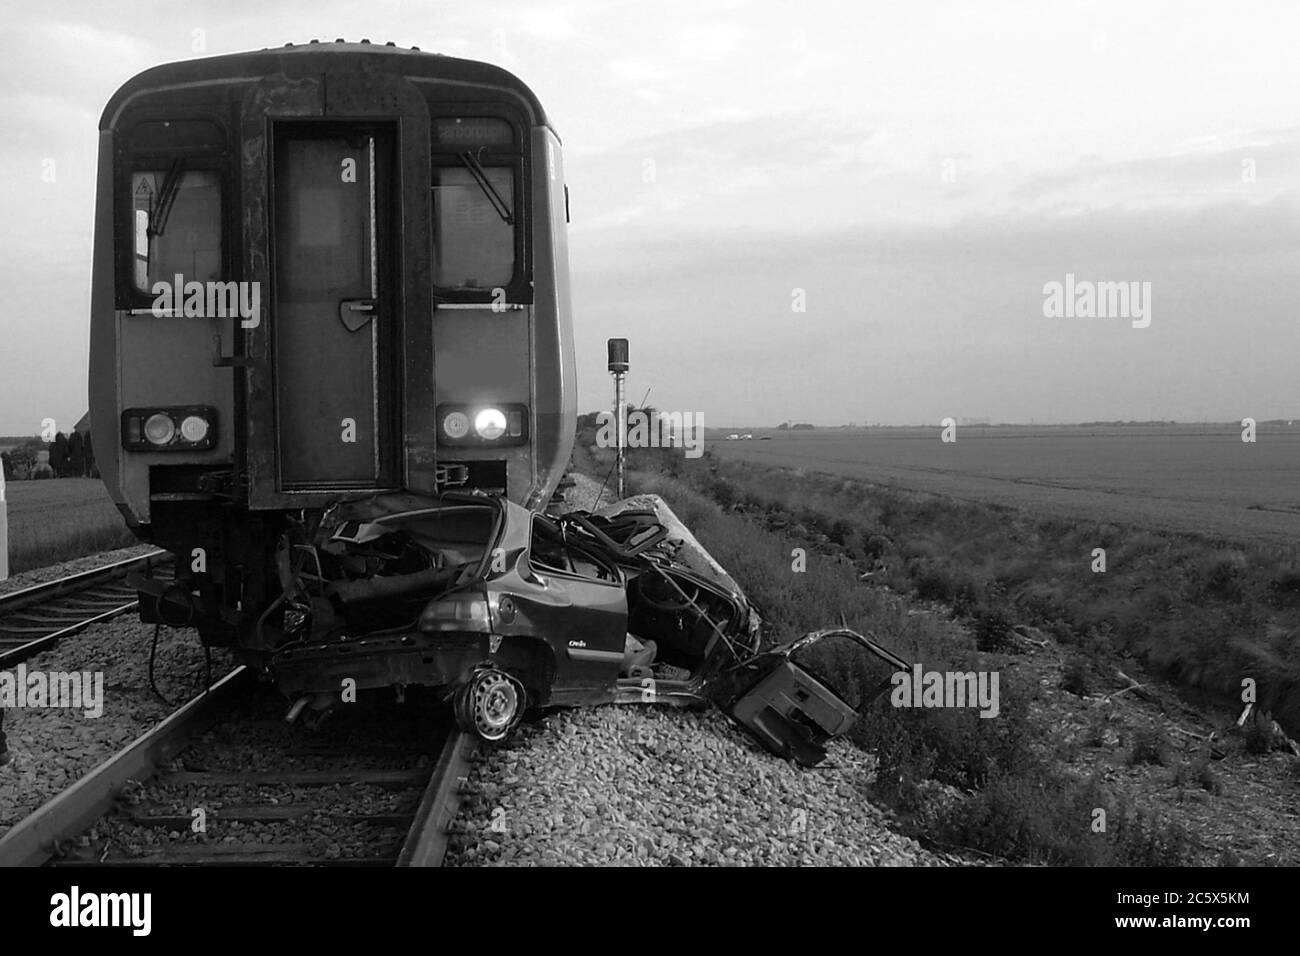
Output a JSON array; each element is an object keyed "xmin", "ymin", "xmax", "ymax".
[{"xmin": 263, "ymin": 489, "xmax": 909, "ymax": 766}]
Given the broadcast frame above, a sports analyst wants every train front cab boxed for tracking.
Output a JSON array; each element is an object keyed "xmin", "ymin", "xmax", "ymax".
[{"xmin": 88, "ymin": 47, "xmax": 576, "ymax": 651}]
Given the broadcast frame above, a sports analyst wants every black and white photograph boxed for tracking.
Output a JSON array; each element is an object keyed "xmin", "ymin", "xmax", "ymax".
[{"xmin": 0, "ymin": 0, "xmax": 1290, "ymax": 933}]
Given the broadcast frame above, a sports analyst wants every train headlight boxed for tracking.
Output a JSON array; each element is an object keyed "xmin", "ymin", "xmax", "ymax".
[
  {"xmin": 436, "ymin": 403, "xmax": 528, "ymax": 446},
  {"xmin": 475, "ymin": 408, "xmax": 507, "ymax": 440},
  {"xmin": 144, "ymin": 413, "xmax": 176, "ymax": 446},
  {"xmin": 121, "ymin": 406, "xmax": 218, "ymax": 451}
]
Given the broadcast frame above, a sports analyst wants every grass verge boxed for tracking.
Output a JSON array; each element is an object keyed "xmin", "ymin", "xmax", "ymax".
[
  {"xmin": 3, "ymin": 478, "xmax": 137, "ymax": 574},
  {"xmin": 583, "ymin": 444, "xmax": 1200, "ymax": 864}
]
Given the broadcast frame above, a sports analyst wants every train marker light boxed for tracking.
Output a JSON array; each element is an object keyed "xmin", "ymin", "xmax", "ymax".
[
  {"xmin": 443, "ymin": 411, "xmax": 470, "ymax": 440},
  {"xmin": 144, "ymin": 413, "xmax": 176, "ymax": 446}
]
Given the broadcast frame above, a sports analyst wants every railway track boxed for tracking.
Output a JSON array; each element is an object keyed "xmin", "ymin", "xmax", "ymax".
[
  {"xmin": 0, "ymin": 669, "xmax": 476, "ymax": 867},
  {"xmin": 0, "ymin": 550, "xmax": 171, "ymax": 666}
]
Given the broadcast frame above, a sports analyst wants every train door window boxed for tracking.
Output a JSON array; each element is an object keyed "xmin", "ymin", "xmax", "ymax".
[
  {"xmin": 430, "ymin": 115, "xmax": 524, "ymax": 297},
  {"xmin": 130, "ymin": 167, "xmax": 222, "ymax": 292}
]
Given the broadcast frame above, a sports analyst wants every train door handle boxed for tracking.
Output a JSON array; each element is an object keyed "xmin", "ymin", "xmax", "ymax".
[{"xmin": 338, "ymin": 298, "xmax": 376, "ymax": 332}]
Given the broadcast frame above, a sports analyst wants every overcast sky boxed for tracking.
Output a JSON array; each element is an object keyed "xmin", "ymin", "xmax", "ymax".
[{"xmin": 2, "ymin": 0, "xmax": 1298, "ymax": 431}]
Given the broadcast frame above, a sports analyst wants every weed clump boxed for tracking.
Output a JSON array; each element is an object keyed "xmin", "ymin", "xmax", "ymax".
[
  {"xmin": 1127, "ymin": 725, "xmax": 1168, "ymax": 767},
  {"xmin": 972, "ymin": 605, "xmax": 1015, "ymax": 652},
  {"xmin": 1060, "ymin": 655, "xmax": 1093, "ymax": 696}
]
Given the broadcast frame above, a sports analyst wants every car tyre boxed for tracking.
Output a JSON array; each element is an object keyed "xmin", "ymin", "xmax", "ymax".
[{"xmin": 454, "ymin": 667, "xmax": 526, "ymax": 742}]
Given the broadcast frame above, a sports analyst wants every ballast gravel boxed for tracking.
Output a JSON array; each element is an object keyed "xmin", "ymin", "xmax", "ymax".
[
  {"xmin": 446, "ymin": 704, "xmax": 958, "ymax": 867},
  {"xmin": 0, "ymin": 613, "xmax": 229, "ymax": 833}
]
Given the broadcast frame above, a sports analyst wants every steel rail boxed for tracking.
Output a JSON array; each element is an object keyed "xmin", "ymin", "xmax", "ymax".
[
  {"xmin": 0, "ymin": 601, "xmax": 142, "ymax": 668},
  {"xmin": 396, "ymin": 728, "xmax": 478, "ymax": 867},
  {"xmin": 0, "ymin": 550, "xmax": 169, "ymax": 667},
  {"xmin": 0, "ymin": 667, "xmax": 249, "ymax": 867},
  {"xmin": 0, "ymin": 550, "xmax": 165, "ymax": 613}
]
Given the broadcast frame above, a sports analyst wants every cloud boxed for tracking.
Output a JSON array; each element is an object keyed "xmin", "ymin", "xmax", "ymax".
[
  {"xmin": 608, "ymin": 56, "xmax": 669, "ymax": 84},
  {"xmin": 567, "ymin": 111, "xmax": 883, "ymax": 233},
  {"xmin": 569, "ymin": 196, "xmax": 1300, "ymax": 422},
  {"xmin": 514, "ymin": 5, "xmax": 585, "ymax": 42},
  {"xmin": 0, "ymin": 20, "xmax": 157, "ymax": 104},
  {"xmin": 1007, "ymin": 126, "xmax": 1300, "ymax": 207}
]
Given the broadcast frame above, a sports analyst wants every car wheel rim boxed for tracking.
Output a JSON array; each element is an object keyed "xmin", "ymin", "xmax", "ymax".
[{"xmin": 461, "ymin": 669, "xmax": 522, "ymax": 741}]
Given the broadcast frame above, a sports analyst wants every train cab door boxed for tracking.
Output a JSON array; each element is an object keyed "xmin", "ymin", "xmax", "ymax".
[{"xmin": 271, "ymin": 123, "xmax": 399, "ymax": 491}]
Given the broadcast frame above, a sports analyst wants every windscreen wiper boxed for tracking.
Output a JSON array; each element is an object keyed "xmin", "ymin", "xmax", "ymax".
[
  {"xmin": 457, "ymin": 150, "xmax": 513, "ymax": 225},
  {"xmin": 149, "ymin": 158, "xmax": 186, "ymax": 238}
]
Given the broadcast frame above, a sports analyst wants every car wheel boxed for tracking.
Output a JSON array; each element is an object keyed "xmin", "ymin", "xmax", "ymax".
[{"xmin": 454, "ymin": 667, "xmax": 526, "ymax": 742}]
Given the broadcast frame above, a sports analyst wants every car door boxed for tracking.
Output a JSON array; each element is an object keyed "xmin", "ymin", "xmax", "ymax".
[{"xmin": 514, "ymin": 517, "xmax": 627, "ymax": 704}]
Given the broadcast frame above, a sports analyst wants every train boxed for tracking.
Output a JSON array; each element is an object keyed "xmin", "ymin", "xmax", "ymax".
[{"xmin": 89, "ymin": 41, "xmax": 578, "ymax": 734}]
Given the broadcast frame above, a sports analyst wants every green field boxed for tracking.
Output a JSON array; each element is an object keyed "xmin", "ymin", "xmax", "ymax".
[
  {"xmin": 2, "ymin": 479, "xmax": 136, "ymax": 574},
  {"xmin": 710, "ymin": 424, "xmax": 1300, "ymax": 546}
]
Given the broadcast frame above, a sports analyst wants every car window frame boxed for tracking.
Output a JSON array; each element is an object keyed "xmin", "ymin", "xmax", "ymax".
[{"xmin": 527, "ymin": 515, "xmax": 623, "ymax": 586}]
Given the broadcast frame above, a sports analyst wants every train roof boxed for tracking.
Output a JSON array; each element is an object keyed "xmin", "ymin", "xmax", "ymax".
[{"xmin": 101, "ymin": 41, "xmax": 553, "ymax": 135}]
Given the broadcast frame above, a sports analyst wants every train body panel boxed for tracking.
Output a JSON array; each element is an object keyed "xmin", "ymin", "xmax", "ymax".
[
  {"xmin": 530, "ymin": 126, "xmax": 579, "ymax": 513},
  {"xmin": 88, "ymin": 132, "xmax": 125, "ymax": 521},
  {"xmin": 92, "ymin": 43, "xmax": 570, "ymax": 518}
]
